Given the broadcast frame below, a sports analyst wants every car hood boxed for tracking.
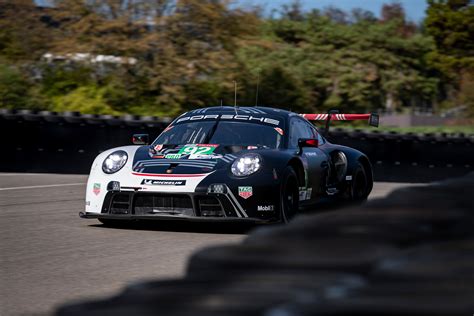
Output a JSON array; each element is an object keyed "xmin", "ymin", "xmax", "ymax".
[{"xmin": 131, "ymin": 145, "xmax": 250, "ymax": 175}]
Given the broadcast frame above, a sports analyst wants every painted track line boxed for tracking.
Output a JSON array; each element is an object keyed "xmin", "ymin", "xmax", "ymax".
[{"xmin": 0, "ymin": 183, "xmax": 85, "ymax": 191}]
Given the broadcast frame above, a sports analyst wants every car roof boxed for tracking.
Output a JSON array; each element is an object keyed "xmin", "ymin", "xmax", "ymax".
[{"xmin": 182, "ymin": 106, "xmax": 296, "ymax": 118}]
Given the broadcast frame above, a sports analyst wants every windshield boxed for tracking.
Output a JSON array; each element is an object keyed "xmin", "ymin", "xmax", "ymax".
[{"xmin": 153, "ymin": 121, "xmax": 283, "ymax": 149}]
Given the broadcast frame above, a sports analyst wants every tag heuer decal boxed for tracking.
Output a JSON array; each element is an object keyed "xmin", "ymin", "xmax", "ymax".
[
  {"xmin": 93, "ymin": 183, "xmax": 101, "ymax": 195},
  {"xmin": 238, "ymin": 186, "xmax": 253, "ymax": 199}
]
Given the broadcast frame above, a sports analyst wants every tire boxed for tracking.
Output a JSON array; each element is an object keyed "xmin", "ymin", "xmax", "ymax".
[
  {"xmin": 351, "ymin": 162, "xmax": 369, "ymax": 202},
  {"xmin": 280, "ymin": 166, "xmax": 299, "ymax": 223}
]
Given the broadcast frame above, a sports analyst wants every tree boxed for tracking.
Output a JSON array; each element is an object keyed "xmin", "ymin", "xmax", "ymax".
[
  {"xmin": 425, "ymin": 0, "xmax": 474, "ymax": 115},
  {"xmin": 0, "ymin": 64, "xmax": 30, "ymax": 108},
  {"xmin": 425, "ymin": 0, "xmax": 474, "ymax": 73},
  {"xmin": 0, "ymin": 0, "xmax": 55, "ymax": 61}
]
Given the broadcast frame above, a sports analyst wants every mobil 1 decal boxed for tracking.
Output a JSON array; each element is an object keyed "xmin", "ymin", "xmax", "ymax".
[{"xmin": 178, "ymin": 144, "xmax": 218, "ymax": 155}]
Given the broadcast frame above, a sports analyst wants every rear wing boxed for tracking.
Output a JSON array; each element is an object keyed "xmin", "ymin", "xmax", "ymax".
[{"xmin": 300, "ymin": 112, "xmax": 379, "ymax": 127}]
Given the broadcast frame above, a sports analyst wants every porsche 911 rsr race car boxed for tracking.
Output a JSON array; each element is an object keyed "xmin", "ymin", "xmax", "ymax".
[{"xmin": 79, "ymin": 106, "xmax": 378, "ymax": 224}]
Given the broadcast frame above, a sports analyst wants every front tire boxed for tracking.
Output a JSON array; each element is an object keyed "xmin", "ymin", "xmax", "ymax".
[{"xmin": 280, "ymin": 166, "xmax": 299, "ymax": 223}]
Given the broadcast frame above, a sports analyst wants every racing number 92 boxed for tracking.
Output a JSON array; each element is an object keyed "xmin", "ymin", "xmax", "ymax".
[{"xmin": 178, "ymin": 144, "xmax": 218, "ymax": 155}]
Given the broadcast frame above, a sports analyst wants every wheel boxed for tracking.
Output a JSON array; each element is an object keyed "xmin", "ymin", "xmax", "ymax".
[
  {"xmin": 280, "ymin": 166, "xmax": 299, "ymax": 223},
  {"xmin": 351, "ymin": 162, "xmax": 370, "ymax": 202}
]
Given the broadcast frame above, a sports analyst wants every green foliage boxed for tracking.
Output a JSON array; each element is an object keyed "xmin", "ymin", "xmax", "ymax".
[
  {"xmin": 0, "ymin": 64, "xmax": 30, "ymax": 109},
  {"xmin": 425, "ymin": 0, "xmax": 474, "ymax": 116},
  {"xmin": 0, "ymin": 0, "xmax": 471, "ymax": 118},
  {"xmin": 41, "ymin": 65, "xmax": 94, "ymax": 97},
  {"xmin": 238, "ymin": 16, "xmax": 438, "ymax": 112},
  {"xmin": 0, "ymin": 64, "xmax": 46, "ymax": 109},
  {"xmin": 51, "ymin": 85, "xmax": 120, "ymax": 115}
]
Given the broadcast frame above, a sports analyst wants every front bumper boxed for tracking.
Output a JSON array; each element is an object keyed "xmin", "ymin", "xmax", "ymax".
[
  {"xmin": 84, "ymin": 167, "xmax": 281, "ymax": 222},
  {"xmin": 81, "ymin": 181, "xmax": 280, "ymax": 222}
]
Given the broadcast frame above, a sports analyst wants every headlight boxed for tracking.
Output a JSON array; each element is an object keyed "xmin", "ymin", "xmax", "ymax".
[
  {"xmin": 231, "ymin": 153, "xmax": 262, "ymax": 176},
  {"xmin": 102, "ymin": 150, "xmax": 128, "ymax": 174}
]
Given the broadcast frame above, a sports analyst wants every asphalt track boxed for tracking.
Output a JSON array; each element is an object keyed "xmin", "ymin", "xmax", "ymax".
[{"xmin": 0, "ymin": 173, "xmax": 421, "ymax": 316}]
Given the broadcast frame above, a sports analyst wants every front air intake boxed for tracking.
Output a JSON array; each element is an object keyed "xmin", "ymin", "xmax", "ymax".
[
  {"xmin": 134, "ymin": 194, "xmax": 194, "ymax": 216},
  {"xmin": 109, "ymin": 193, "xmax": 132, "ymax": 214},
  {"xmin": 198, "ymin": 197, "xmax": 225, "ymax": 217}
]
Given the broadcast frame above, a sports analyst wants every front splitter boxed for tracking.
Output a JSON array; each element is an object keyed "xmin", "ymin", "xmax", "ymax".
[{"xmin": 79, "ymin": 211, "xmax": 270, "ymax": 224}]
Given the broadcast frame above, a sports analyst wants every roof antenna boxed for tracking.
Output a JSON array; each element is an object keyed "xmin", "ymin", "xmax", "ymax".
[
  {"xmin": 220, "ymin": 99, "xmax": 223, "ymax": 107},
  {"xmin": 233, "ymin": 80, "xmax": 238, "ymax": 115},
  {"xmin": 255, "ymin": 69, "xmax": 260, "ymax": 107}
]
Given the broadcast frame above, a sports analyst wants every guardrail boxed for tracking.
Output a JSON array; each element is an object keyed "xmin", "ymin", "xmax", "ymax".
[{"xmin": 1, "ymin": 109, "xmax": 472, "ymax": 181}]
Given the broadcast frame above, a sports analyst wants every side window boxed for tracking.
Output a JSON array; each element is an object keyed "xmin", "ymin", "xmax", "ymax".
[
  {"xmin": 289, "ymin": 118, "xmax": 314, "ymax": 148},
  {"xmin": 305, "ymin": 123, "xmax": 317, "ymax": 139},
  {"xmin": 310, "ymin": 126, "xmax": 325, "ymax": 145},
  {"xmin": 317, "ymin": 131, "xmax": 325, "ymax": 144}
]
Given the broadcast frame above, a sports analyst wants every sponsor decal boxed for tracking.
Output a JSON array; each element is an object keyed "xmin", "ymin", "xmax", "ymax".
[
  {"xmin": 247, "ymin": 146, "xmax": 258, "ymax": 150},
  {"xmin": 178, "ymin": 144, "xmax": 218, "ymax": 156},
  {"xmin": 141, "ymin": 179, "xmax": 186, "ymax": 186},
  {"xmin": 238, "ymin": 186, "xmax": 253, "ymax": 199},
  {"xmin": 299, "ymin": 187, "xmax": 312, "ymax": 201},
  {"xmin": 176, "ymin": 114, "xmax": 280, "ymax": 126},
  {"xmin": 165, "ymin": 153, "xmax": 182, "ymax": 159},
  {"xmin": 257, "ymin": 205, "xmax": 274, "ymax": 211},
  {"xmin": 152, "ymin": 155, "xmax": 165, "ymax": 159},
  {"xmin": 93, "ymin": 183, "xmax": 101, "ymax": 195},
  {"xmin": 299, "ymin": 190, "xmax": 306, "ymax": 201},
  {"xmin": 154, "ymin": 144, "xmax": 164, "ymax": 151},
  {"xmin": 305, "ymin": 152, "xmax": 318, "ymax": 157},
  {"xmin": 345, "ymin": 175, "xmax": 353, "ymax": 180},
  {"xmin": 189, "ymin": 154, "xmax": 223, "ymax": 160},
  {"xmin": 274, "ymin": 127, "xmax": 284, "ymax": 135}
]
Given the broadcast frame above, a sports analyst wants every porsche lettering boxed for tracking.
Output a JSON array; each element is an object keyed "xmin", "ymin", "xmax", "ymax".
[{"xmin": 176, "ymin": 114, "xmax": 280, "ymax": 126}]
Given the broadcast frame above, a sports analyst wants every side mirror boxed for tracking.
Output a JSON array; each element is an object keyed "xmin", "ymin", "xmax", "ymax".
[
  {"xmin": 298, "ymin": 138, "xmax": 319, "ymax": 149},
  {"xmin": 132, "ymin": 134, "xmax": 149, "ymax": 145}
]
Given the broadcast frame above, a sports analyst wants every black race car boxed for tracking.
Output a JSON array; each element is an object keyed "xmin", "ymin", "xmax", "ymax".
[{"xmin": 80, "ymin": 106, "xmax": 378, "ymax": 224}]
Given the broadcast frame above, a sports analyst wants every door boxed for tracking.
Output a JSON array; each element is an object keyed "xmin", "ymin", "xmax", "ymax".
[{"xmin": 288, "ymin": 117, "xmax": 329, "ymax": 202}]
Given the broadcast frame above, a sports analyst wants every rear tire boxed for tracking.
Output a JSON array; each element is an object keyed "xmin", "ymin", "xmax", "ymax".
[
  {"xmin": 280, "ymin": 167, "xmax": 299, "ymax": 223},
  {"xmin": 351, "ymin": 162, "xmax": 369, "ymax": 202}
]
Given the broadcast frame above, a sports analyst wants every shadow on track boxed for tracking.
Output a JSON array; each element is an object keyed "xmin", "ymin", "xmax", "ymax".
[{"xmin": 87, "ymin": 220, "xmax": 263, "ymax": 235}]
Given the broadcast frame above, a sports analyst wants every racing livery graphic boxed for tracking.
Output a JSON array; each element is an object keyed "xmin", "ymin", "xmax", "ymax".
[{"xmin": 80, "ymin": 106, "xmax": 378, "ymax": 224}]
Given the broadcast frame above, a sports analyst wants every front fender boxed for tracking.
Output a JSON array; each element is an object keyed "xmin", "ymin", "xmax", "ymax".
[{"xmin": 85, "ymin": 145, "xmax": 141, "ymax": 213}]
